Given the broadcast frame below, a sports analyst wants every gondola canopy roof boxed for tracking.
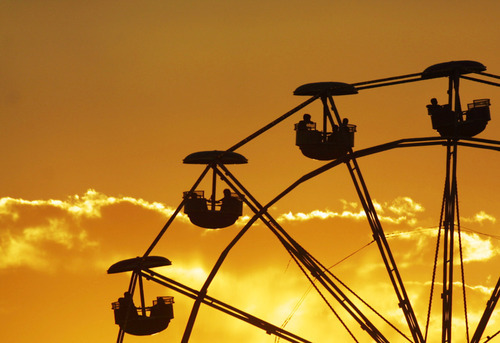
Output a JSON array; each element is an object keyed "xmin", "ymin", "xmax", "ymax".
[
  {"xmin": 107, "ymin": 256, "xmax": 172, "ymax": 274},
  {"xmin": 183, "ymin": 150, "xmax": 248, "ymax": 165},
  {"xmin": 421, "ymin": 60, "xmax": 486, "ymax": 79},
  {"xmin": 294, "ymin": 82, "xmax": 358, "ymax": 96}
]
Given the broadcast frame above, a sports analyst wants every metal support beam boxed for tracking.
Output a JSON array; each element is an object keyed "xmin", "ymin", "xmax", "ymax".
[
  {"xmin": 471, "ymin": 277, "xmax": 500, "ymax": 343},
  {"xmin": 142, "ymin": 269, "xmax": 312, "ymax": 343},
  {"xmin": 217, "ymin": 164, "xmax": 391, "ymax": 343},
  {"xmin": 327, "ymin": 96, "xmax": 425, "ymax": 343},
  {"xmin": 441, "ymin": 142, "xmax": 458, "ymax": 343}
]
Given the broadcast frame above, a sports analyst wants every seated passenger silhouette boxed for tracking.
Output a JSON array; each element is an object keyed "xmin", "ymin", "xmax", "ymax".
[
  {"xmin": 339, "ymin": 118, "xmax": 351, "ymax": 140},
  {"xmin": 340, "ymin": 118, "xmax": 349, "ymax": 130},
  {"xmin": 219, "ymin": 189, "xmax": 239, "ymax": 213},
  {"xmin": 116, "ymin": 292, "xmax": 139, "ymax": 323},
  {"xmin": 427, "ymin": 98, "xmax": 456, "ymax": 130},
  {"xmin": 426, "ymin": 98, "xmax": 443, "ymax": 115},
  {"xmin": 297, "ymin": 114, "xmax": 313, "ymax": 130},
  {"xmin": 186, "ymin": 192, "xmax": 207, "ymax": 212},
  {"xmin": 150, "ymin": 297, "xmax": 170, "ymax": 318}
]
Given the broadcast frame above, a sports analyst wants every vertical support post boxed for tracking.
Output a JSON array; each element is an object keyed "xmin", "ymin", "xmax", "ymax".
[
  {"xmin": 211, "ymin": 165, "xmax": 217, "ymax": 211},
  {"xmin": 442, "ymin": 143, "xmax": 459, "ymax": 343},
  {"xmin": 322, "ymin": 96, "xmax": 328, "ymax": 141},
  {"xmin": 441, "ymin": 73, "xmax": 461, "ymax": 343},
  {"xmin": 138, "ymin": 274, "xmax": 147, "ymax": 317}
]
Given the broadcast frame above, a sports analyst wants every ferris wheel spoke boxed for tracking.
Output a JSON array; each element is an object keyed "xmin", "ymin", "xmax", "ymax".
[
  {"xmin": 116, "ymin": 328, "xmax": 125, "ymax": 343},
  {"xmin": 343, "ymin": 152, "xmax": 425, "ymax": 343},
  {"xmin": 142, "ymin": 164, "xmax": 212, "ymax": 257},
  {"xmin": 471, "ymin": 277, "xmax": 500, "ymax": 343},
  {"xmin": 456, "ymin": 141, "xmax": 500, "ymax": 152},
  {"xmin": 460, "ymin": 75, "xmax": 500, "ymax": 87},
  {"xmin": 227, "ymin": 95, "xmax": 320, "ymax": 152},
  {"xmin": 142, "ymin": 269, "xmax": 312, "ymax": 343}
]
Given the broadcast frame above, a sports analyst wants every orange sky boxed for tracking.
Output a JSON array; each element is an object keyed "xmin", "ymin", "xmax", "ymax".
[{"xmin": 1, "ymin": 1, "xmax": 500, "ymax": 342}]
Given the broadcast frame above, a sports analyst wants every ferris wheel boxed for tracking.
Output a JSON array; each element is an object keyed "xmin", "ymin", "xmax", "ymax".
[{"xmin": 108, "ymin": 60, "xmax": 500, "ymax": 343}]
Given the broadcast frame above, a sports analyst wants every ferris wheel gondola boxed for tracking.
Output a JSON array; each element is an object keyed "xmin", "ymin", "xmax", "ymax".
[
  {"xmin": 108, "ymin": 256, "xmax": 175, "ymax": 337},
  {"xmin": 421, "ymin": 61, "xmax": 492, "ymax": 138},
  {"xmin": 182, "ymin": 150, "xmax": 246, "ymax": 229},
  {"xmin": 293, "ymin": 82, "xmax": 357, "ymax": 160}
]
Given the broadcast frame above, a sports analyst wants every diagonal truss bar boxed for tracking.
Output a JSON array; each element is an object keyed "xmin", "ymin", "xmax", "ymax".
[
  {"xmin": 471, "ymin": 277, "xmax": 500, "ymax": 343},
  {"xmin": 461, "ymin": 70, "xmax": 500, "ymax": 87},
  {"xmin": 176, "ymin": 160, "xmax": 391, "ymax": 342},
  {"xmin": 351, "ymin": 72, "xmax": 422, "ymax": 88},
  {"xmin": 349, "ymin": 72, "xmax": 424, "ymax": 91},
  {"xmin": 355, "ymin": 77, "xmax": 424, "ymax": 91},
  {"xmin": 218, "ymin": 165, "xmax": 392, "ymax": 342},
  {"xmin": 457, "ymin": 141, "xmax": 500, "ymax": 152},
  {"xmin": 227, "ymin": 95, "xmax": 319, "ymax": 152},
  {"xmin": 344, "ymin": 154, "xmax": 425, "ymax": 343},
  {"xmin": 180, "ymin": 213, "xmax": 258, "ymax": 343},
  {"xmin": 460, "ymin": 75, "xmax": 500, "ymax": 87},
  {"xmin": 484, "ymin": 331, "xmax": 500, "ymax": 343},
  {"xmin": 327, "ymin": 96, "xmax": 425, "ymax": 343},
  {"xmin": 477, "ymin": 71, "xmax": 500, "ymax": 79},
  {"xmin": 351, "ymin": 69, "xmax": 500, "ymax": 92},
  {"xmin": 143, "ymin": 165, "xmax": 212, "ymax": 257},
  {"xmin": 141, "ymin": 269, "xmax": 312, "ymax": 343}
]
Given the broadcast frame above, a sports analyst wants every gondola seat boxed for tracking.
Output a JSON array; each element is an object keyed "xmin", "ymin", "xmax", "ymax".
[{"xmin": 113, "ymin": 296, "xmax": 174, "ymax": 336}]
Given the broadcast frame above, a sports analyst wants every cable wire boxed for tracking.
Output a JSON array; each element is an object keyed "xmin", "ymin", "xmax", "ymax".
[
  {"xmin": 455, "ymin": 180, "xmax": 470, "ymax": 343},
  {"xmin": 425, "ymin": 172, "xmax": 447, "ymax": 341}
]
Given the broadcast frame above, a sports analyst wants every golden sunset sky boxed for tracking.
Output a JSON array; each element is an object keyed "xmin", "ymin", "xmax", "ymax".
[{"xmin": 1, "ymin": 1, "xmax": 499, "ymax": 342}]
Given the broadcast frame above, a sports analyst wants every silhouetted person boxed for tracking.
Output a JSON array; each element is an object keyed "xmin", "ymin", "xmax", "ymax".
[
  {"xmin": 124, "ymin": 292, "xmax": 138, "ymax": 314},
  {"xmin": 116, "ymin": 292, "xmax": 138, "ymax": 324},
  {"xmin": 427, "ymin": 97, "xmax": 457, "ymax": 131},
  {"xmin": 427, "ymin": 98, "xmax": 442, "ymax": 115},
  {"xmin": 297, "ymin": 114, "xmax": 313, "ymax": 130},
  {"xmin": 340, "ymin": 118, "xmax": 350, "ymax": 135},
  {"xmin": 219, "ymin": 189, "xmax": 232, "ymax": 206},
  {"xmin": 186, "ymin": 192, "xmax": 207, "ymax": 212},
  {"xmin": 219, "ymin": 189, "xmax": 239, "ymax": 213},
  {"xmin": 150, "ymin": 297, "xmax": 169, "ymax": 318}
]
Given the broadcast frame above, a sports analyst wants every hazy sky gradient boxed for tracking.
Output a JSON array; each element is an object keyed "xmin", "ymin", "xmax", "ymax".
[{"xmin": 1, "ymin": 1, "xmax": 499, "ymax": 342}]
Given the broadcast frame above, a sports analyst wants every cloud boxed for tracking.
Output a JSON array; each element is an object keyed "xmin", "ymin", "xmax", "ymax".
[
  {"xmin": 277, "ymin": 209, "xmax": 366, "ymax": 222},
  {"xmin": 460, "ymin": 231, "xmax": 500, "ymax": 263},
  {"xmin": 0, "ymin": 190, "xmax": 189, "ymax": 272},
  {"xmin": 0, "ymin": 214, "xmax": 99, "ymax": 271},
  {"xmin": 0, "ymin": 189, "xmax": 180, "ymax": 219},
  {"xmin": 277, "ymin": 196, "xmax": 425, "ymax": 226},
  {"xmin": 462, "ymin": 210, "xmax": 497, "ymax": 224},
  {"xmin": 0, "ymin": 190, "xmax": 498, "ymax": 277},
  {"xmin": 386, "ymin": 227, "xmax": 500, "ymax": 264}
]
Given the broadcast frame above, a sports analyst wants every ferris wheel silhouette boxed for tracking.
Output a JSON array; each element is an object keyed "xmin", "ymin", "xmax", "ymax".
[{"xmin": 108, "ymin": 60, "xmax": 500, "ymax": 343}]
